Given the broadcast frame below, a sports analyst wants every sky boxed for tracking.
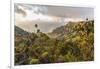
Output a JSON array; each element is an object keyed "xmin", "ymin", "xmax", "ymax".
[{"xmin": 14, "ymin": 3, "xmax": 94, "ymax": 33}]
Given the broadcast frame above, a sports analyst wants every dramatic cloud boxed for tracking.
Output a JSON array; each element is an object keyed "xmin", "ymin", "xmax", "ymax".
[{"xmin": 14, "ymin": 3, "xmax": 94, "ymax": 33}]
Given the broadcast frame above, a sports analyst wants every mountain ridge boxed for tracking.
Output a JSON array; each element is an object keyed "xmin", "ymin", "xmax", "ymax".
[{"xmin": 15, "ymin": 26, "xmax": 30, "ymax": 36}]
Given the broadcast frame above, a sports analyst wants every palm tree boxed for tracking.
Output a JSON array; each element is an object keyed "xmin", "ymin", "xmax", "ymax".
[
  {"xmin": 35, "ymin": 24, "xmax": 38, "ymax": 28},
  {"xmin": 37, "ymin": 29, "xmax": 40, "ymax": 33},
  {"xmin": 34, "ymin": 24, "xmax": 38, "ymax": 33},
  {"xmin": 34, "ymin": 24, "xmax": 40, "ymax": 33},
  {"xmin": 86, "ymin": 18, "xmax": 88, "ymax": 21}
]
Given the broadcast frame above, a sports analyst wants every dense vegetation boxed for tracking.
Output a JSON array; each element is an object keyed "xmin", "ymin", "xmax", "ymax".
[{"xmin": 15, "ymin": 20, "xmax": 94, "ymax": 65}]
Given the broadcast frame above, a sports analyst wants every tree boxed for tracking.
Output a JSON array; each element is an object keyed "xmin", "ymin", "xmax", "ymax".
[
  {"xmin": 35, "ymin": 24, "xmax": 38, "ymax": 28},
  {"xmin": 37, "ymin": 29, "xmax": 40, "ymax": 33},
  {"xmin": 86, "ymin": 18, "xmax": 88, "ymax": 21},
  {"xmin": 34, "ymin": 24, "xmax": 38, "ymax": 33},
  {"xmin": 34, "ymin": 24, "xmax": 41, "ymax": 33}
]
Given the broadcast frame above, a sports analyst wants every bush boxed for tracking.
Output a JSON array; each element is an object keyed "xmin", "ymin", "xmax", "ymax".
[{"xmin": 29, "ymin": 58, "xmax": 40, "ymax": 64}]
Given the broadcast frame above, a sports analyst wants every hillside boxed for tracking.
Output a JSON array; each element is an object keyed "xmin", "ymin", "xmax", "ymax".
[
  {"xmin": 15, "ymin": 20, "xmax": 94, "ymax": 65},
  {"xmin": 50, "ymin": 20, "xmax": 94, "ymax": 39},
  {"xmin": 15, "ymin": 26, "xmax": 29, "ymax": 36}
]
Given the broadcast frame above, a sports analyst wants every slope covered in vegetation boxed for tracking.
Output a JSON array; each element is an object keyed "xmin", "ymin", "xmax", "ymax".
[
  {"xmin": 15, "ymin": 26, "xmax": 29, "ymax": 36},
  {"xmin": 15, "ymin": 20, "xmax": 94, "ymax": 65}
]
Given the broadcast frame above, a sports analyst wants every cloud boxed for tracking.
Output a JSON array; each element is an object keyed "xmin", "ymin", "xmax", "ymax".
[
  {"xmin": 15, "ymin": 4, "xmax": 27, "ymax": 17},
  {"xmin": 45, "ymin": 5, "xmax": 94, "ymax": 19},
  {"xmin": 15, "ymin": 3, "xmax": 58, "ymax": 22},
  {"xmin": 14, "ymin": 3, "xmax": 94, "ymax": 33}
]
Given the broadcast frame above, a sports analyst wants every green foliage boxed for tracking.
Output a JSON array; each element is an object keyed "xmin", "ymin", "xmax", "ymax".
[
  {"xmin": 64, "ymin": 51, "xmax": 76, "ymax": 62},
  {"xmin": 41, "ymin": 52, "xmax": 49, "ymax": 58},
  {"xmin": 29, "ymin": 58, "xmax": 40, "ymax": 64},
  {"xmin": 15, "ymin": 20, "xmax": 94, "ymax": 65}
]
